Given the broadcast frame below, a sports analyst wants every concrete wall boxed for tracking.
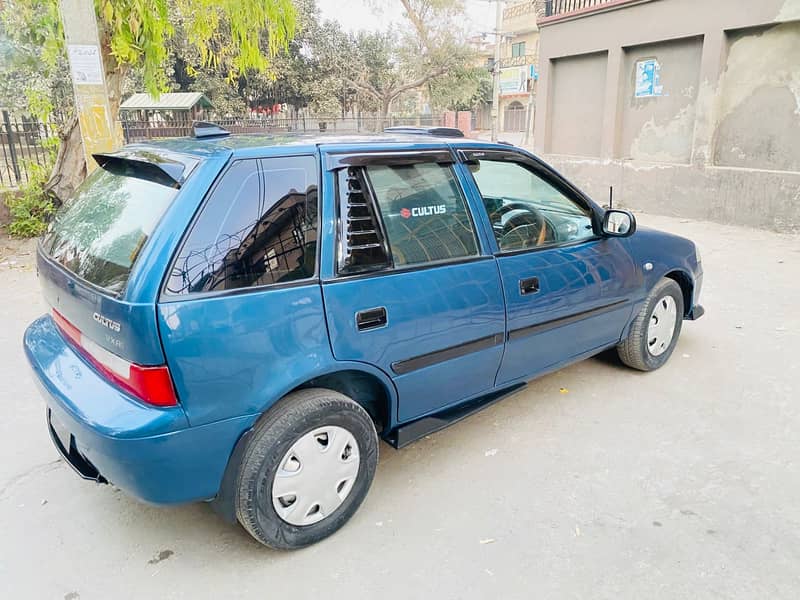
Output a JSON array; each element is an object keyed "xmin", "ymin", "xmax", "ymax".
[
  {"xmin": 534, "ymin": 0, "xmax": 800, "ymax": 232},
  {"xmin": 619, "ymin": 36, "xmax": 702, "ymax": 163},
  {"xmin": 548, "ymin": 52, "xmax": 607, "ymax": 156},
  {"xmin": 714, "ymin": 22, "xmax": 800, "ymax": 173}
]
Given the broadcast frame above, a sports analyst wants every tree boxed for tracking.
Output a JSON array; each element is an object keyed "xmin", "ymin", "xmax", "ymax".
[
  {"xmin": 4, "ymin": 0, "xmax": 297, "ymax": 201},
  {"xmin": 241, "ymin": 11, "xmax": 359, "ymax": 118},
  {"xmin": 342, "ymin": 0, "xmax": 480, "ymax": 127},
  {"xmin": 0, "ymin": 0, "xmax": 73, "ymax": 121},
  {"xmin": 427, "ymin": 65, "xmax": 492, "ymax": 113}
]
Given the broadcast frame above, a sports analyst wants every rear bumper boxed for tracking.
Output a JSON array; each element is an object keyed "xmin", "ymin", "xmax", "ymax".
[
  {"xmin": 47, "ymin": 407, "xmax": 106, "ymax": 482},
  {"xmin": 24, "ymin": 315, "xmax": 255, "ymax": 505}
]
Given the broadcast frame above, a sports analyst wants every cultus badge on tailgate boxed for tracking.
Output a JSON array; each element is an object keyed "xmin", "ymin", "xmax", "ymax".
[{"xmin": 93, "ymin": 312, "xmax": 121, "ymax": 332}]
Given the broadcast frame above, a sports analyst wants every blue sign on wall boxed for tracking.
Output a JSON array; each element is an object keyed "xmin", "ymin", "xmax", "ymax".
[{"xmin": 635, "ymin": 59, "xmax": 663, "ymax": 98}]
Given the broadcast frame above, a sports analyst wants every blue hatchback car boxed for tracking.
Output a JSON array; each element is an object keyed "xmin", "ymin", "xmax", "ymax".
[{"xmin": 24, "ymin": 125, "xmax": 703, "ymax": 548}]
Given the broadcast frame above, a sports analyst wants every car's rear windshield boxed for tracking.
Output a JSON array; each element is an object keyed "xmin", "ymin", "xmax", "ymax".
[{"xmin": 41, "ymin": 161, "xmax": 179, "ymax": 295}]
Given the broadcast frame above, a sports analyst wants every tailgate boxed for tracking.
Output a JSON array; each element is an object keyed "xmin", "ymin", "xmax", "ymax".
[
  {"xmin": 35, "ymin": 148, "xmax": 196, "ymax": 365},
  {"xmin": 37, "ymin": 250, "xmax": 164, "ymax": 365}
]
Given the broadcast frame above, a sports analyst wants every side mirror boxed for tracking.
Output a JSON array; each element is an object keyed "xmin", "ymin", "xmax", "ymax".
[{"xmin": 602, "ymin": 209, "xmax": 636, "ymax": 237}]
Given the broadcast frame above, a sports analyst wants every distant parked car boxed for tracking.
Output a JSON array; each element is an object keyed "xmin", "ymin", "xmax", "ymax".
[{"xmin": 24, "ymin": 124, "xmax": 704, "ymax": 549}]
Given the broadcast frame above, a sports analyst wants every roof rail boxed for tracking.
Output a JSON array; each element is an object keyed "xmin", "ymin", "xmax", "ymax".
[
  {"xmin": 193, "ymin": 121, "xmax": 230, "ymax": 138},
  {"xmin": 383, "ymin": 126, "xmax": 465, "ymax": 138}
]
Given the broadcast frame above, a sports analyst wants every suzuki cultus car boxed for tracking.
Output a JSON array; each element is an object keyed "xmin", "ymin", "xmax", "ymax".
[{"xmin": 24, "ymin": 124, "xmax": 704, "ymax": 548}]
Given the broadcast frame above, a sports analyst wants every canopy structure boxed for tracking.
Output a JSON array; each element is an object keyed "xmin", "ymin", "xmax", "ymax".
[{"xmin": 120, "ymin": 92, "xmax": 214, "ymax": 112}]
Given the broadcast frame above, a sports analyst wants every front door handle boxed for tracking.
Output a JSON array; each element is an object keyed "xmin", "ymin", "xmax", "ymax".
[
  {"xmin": 356, "ymin": 306, "xmax": 387, "ymax": 331},
  {"xmin": 519, "ymin": 276, "xmax": 540, "ymax": 295}
]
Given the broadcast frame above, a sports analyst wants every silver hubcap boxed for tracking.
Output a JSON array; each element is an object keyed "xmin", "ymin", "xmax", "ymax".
[
  {"xmin": 647, "ymin": 295, "xmax": 677, "ymax": 356},
  {"xmin": 272, "ymin": 426, "xmax": 360, "ymax": 526}
]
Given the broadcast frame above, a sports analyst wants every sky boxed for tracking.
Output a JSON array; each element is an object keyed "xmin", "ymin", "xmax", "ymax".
[{"xmin": 316, "ymin": 0, "xmax": 496, "ymax": 35}]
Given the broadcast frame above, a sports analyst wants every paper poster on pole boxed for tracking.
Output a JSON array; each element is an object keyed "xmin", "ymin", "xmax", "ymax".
[{"xmin": 67, "ymin": 45, "xmax": 104, "ymax": 85}]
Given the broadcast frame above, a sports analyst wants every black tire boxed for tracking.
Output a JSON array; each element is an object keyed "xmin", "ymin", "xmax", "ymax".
[
  {"xmin": 235, "ymin": 388, "xmax": 379, "ymax": 549},
  {"xmin": 617, "ymin": 277, "xmax": 684, "ymax": 371}
]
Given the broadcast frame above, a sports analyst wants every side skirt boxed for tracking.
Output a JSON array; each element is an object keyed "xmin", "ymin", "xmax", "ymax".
[{"xmin": 385, "ymin": 383, "xmax": 527, "ymax": 449}]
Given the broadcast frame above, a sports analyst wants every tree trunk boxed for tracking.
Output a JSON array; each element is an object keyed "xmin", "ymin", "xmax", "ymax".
[
  {"xmin": 44, "ymin": 115, "xmax": 85, "ymax": 204},
  {"xmin": 377, "ymin": 97, "xmax": 393, "ymax": 132},
  {"xmin": 45, "ymin": 48, "xmax": 124, "ymax": 204}
]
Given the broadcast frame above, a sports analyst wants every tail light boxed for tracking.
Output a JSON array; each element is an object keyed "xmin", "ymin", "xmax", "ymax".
[{"xmin": 52, "ymin": 309, "xmax": 178, "ymax": 407}]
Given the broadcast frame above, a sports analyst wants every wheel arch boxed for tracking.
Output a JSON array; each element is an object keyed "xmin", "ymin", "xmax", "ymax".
[
  {"xmin": 663, "ymin": 269, "xmax": 694, "ymax": 317},
  {"xmin": 292, "ymin": 369, "xmax": 394, "ymax": 435},
  {"xmin": 211, "ymin": 364, "xmax": 397, "ymax": 523}
]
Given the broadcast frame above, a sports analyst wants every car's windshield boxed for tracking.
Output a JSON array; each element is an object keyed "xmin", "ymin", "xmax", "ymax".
[{"xmin": 41, "ymin": 162, "xmax": 179, "ymax": 295}]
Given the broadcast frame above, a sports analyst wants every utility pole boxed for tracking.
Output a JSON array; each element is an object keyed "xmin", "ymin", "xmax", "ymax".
[
  {"xmin": 60, "ymin": 0, "xmax": 122, "ymax": 172},
  {"xmin": 490, "ymin": 0, "xmax": 503, "ymax": 142},
  {"xmin": 522, "ymin": 68, "xmax": 536, "ymax": 147}
]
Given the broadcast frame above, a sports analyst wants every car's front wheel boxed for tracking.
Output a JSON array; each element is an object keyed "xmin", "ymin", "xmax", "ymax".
[
  {"xmin": 235, "ymin": 388, "xmax": 379, "ymax": 549},
  {"xmin": 617, "ymin": 277, "xmax": 684, "ymax": 371}
]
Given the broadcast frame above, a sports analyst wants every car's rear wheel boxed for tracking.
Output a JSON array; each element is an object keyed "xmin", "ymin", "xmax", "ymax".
[
  {"xmin": 235, "ymin": 388, "xmax": 378, "ymax": 549},
  {"xmin": 617, "ymin": 277, "xmax": 684, "ymax": 371}
]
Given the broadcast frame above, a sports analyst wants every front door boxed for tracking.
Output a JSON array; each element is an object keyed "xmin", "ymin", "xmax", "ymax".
[
  {"xmin": 461, "ymin": 150, "xmax": 640, "ymax": 385},
  {"xmin": 320, "ymin": 149, "xmax": 506, "ymax": 423}
]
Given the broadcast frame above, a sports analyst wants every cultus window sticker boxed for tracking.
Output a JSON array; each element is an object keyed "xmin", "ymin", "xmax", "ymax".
[{"xmin": 400, "ymin": 205, "xmax": 447, "ymax": 219}]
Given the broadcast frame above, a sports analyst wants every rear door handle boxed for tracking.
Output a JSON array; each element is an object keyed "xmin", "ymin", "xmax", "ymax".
[
  {"xmin": 519, "ymin": 276, "xmax": 540, "ymax": 295},
  {"xmin": 356, "ymin": 306, "xmax": 387, "ymax": 331}
]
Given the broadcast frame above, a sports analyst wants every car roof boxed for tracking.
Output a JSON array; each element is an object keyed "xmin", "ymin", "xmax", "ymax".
[{"xmin": 126, "ymin": 133, "xmax": 508, "ymax": 160}]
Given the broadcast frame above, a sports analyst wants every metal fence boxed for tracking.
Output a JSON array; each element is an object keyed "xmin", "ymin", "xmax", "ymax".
[
  {"xmin": 1, "ymin": 112, "xmax": 466, "ymax": 187},
  {"xmin": 544, "ymin": 0, "xmax": 613, "ymax": 17},
  {"xmin": 0, "ymin": 111, "xmax": 60, "ymax": 188},
  {"xmin": 122, "ymin": 114, "xmax": 446, "ymax": 143}
]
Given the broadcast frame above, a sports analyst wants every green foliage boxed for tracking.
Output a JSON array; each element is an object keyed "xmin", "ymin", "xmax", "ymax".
[
  {"xmin": 1, "ymin": 0, "xmax": 72, "ymax": 121},
  {"xmin": 3, "ymin": 126, "xmax": 58, "ymax": 238},
  {"xmin": 428, "ymin": 65, "xmax": 492, "ymax": 112},
  {"xmin": 96, "ymin": 0, "xmax": 175, "ymax": 93},
  {"xmin": 94, "ymin": 0, "xmax": 296, "ymax": 97},
  {"xmin": 5, "ymin": 0, "xmax": 297, "ymax": 112},
  {"xmin": 5, "ymin": 161, "xmax": 56, "ymax": 238}
]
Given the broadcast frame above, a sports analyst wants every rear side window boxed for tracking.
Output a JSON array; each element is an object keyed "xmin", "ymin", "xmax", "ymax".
[
  {"xmin": 42, "ymin": 164, "xmax": 179, "ymax": 294},
  {"xmin": 165, "ymin": 156, "xmax": 318, "ymax": 295},
  {"xmin": 337, "ymin": 161, "xmax": 477, "ymax": 273},
  {"xmin": 367, "ymin": 163, "xmax": 477, "ymax": 266}
]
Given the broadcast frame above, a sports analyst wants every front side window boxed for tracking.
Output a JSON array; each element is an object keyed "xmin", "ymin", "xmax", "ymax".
[
  {"xmin": 166, "ymin": 156, "xmax": 318, "ymax": 295},
  {"xmin": 366, "ymin": 162, "xmax": 478, "ymax": 267},
  {"xmin": 468, "ymin": 159, "xmax": 595, "ymax": 252}
]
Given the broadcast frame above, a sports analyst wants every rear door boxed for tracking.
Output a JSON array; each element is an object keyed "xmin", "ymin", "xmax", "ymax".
[
  {"xmin": 320, "ymin": 149, "xmax": 505, "ymax": 423},
  {"xmin": 460, "ymin": 149, "xmax": 640, "ymax": 385},
  {"xmin": 157, "ymin": 155, "xmax": 327, "ymax": 426}
]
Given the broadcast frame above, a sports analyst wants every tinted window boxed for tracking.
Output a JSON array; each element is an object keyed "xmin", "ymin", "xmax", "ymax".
[
  {"xmin": 42, "ymin": 165, "xmax": 178, "ymax": 294},
  {"xmin": 166, "ymin": 156, "xmax": 318, "ymax": 295},
  {"xmin": 469, "ymin": 159, "xmax": 594, "ymax": 252},
  {"xmin": 365, "ymin": 163, "xmax": 477, "ymax": 266}
]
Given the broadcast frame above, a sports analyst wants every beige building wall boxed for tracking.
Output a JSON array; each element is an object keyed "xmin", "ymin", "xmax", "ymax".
[
  {"xmin": 548, "ymin": 51, "xmax": 607, "ymax": 156},
  {"xmin": 618, "ymin": 36, "xmax": 702, "ymax": 163},
  {"xmin": 533, "ymin": 0, "xmax": 800, "ymax": 232},
  {"xmin": 497, "ymin": 2, "xmax": 542, "ymax": 133}
]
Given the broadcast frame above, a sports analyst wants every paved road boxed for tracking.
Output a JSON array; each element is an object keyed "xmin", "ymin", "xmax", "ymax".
[{"xmin": 1, "ymin": 214, "xmax": 798, "ymax": 599}]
